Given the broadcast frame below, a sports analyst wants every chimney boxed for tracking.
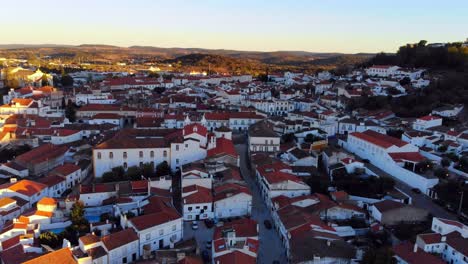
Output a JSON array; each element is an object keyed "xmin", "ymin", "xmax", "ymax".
[
  {"xmin": 441, "ymin": 236, "xmax": 446, "ymax": 242},
  {"xmin": 413, "ymin": 243, "xmax": 418, "ymax": 253}
]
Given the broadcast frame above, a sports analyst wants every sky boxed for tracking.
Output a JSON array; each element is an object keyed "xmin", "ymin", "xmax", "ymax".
[{"xmin": 2, "ymin": 0, "xmax": 467, "ymax": 53}]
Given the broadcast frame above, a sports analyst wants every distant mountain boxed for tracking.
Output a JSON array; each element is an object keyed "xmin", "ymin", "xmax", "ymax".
[
  {"xmin": 0, "ymin": 44, "xmax": 75, "ymax": 49},
  {"xmin": 0, "ymin": 44, "xmax": 373, "ymax": 73}
]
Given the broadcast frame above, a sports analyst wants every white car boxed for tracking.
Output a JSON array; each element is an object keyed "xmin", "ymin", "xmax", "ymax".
[{"xmin": 192, "ymin": 221, "xmax": 199, "ymax": 230}]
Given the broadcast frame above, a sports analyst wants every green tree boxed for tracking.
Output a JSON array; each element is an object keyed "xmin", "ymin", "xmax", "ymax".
[
  {"xmin": 65, "ymin": 101, "xmax": 77, "ymax": 122},
  {"xmin": 126, "ymin": 166, "xmax": 142, "ymax": 181},
  {"xmin": 70, "ymin": 201, "xmax": 89, "ymax": 234},
  {"xmin": 61, "ymin": 74, "xmax": 74, "ymax": 87},
  {"xmin": 102, "ymin": 171, "xmax": 116, "ymax": 182},
  {"xmin": 141, "ymin": 162, "xmax": 154, "ymax": 178},
  {"xmin": 155, "ymin": 161, "xmax": 171, "ymax": 177},
  {"xmin": 41, "ymin": 74, "xmax": 49, "ymax": 86},
  {"xmin": 39, "ymin": 231, "xmax": 61, "ymax": 249}
]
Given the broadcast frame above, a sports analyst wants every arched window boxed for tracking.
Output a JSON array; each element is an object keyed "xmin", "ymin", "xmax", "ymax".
[
  {"xmin": 109, "ymin": 152, "xmax": 113, "ymax": 159},
  {"xmin": 97, "ymin": 152, "xmax": 101, "ymax": 159},
  {"xmin": 123, "ymin": 152, "xmax": 127, "ymax": 159},
  {"xmin": 150, "ymin": 151, "xmax": 154, "ymax": 158},
  {"xmin": 139, "ymin": 151, "xmax": 143, "ymax": 158},
  {"xmin": 163, "ymin": 150, "xmax": 167, "ymax": 157},
  {"xmin": 123, "ymin": 162, "xmax": 127, "ymax": 169}
]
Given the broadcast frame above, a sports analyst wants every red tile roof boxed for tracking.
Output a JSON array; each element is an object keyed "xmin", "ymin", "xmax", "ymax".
[
  {"xmin": 23, "ymin": 247, "xmax": 77, "ymax": 264},
  {"xmin": 350, "ymin": 130, "xmax": 407, "ymax": 148},
  {"xmin": 207, "ymin": 138, "xmax": 238, "ymax": 158},
  {"xmin": 214, "ymin": 251, "xmax": 256, "ymax": 264},
  {"xmin": 418, "ymin": 115, "xmax": 442, "ymax": 121},
  {"xmin": 388, "ymin": 152, "xmax": 425, "ymax": 163},
  {"xmin": 15, "ymin": 143, "xmax": 68, "ymax": 165},
  {"xmin": 52, "ymin": 163, "xmax": 80, "ymax": 176},
  {"xmin": 183, "ymin": 185, "xmax": 212, "ymax": 204},
  {"xmin": 393, "ymin": 241, "xmax": 444, "ymax": 264},
  {"xmin": 102, "ymin": 228, "xmax": 138, "ymax": 250},
  {"xmin": 7, "ymin": 180, "xmax": 47, "ymax": 197}
]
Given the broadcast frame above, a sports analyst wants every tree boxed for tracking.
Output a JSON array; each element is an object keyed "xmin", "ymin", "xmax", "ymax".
[
  {"xmin": 441, "ymin": 158, "xmax": 451, "ymax": 167},
  {"xmin": 39, "ymin": 231, "xmax": 61, "ymax": 248},
  {"xmin": 65, "ymin": 101, "xmax": 77, "ymax": 122},
  {"xmin": 70, "ymin": 201, "xmax": 89, "ymax": 234},
  {"xmin": 61, "ymin": 74, "xmax": 74, "ymax": 87},
  {"xmin": 437, "ymin": 145, "xmax": 448, "ymax": 152},
  {"xmin": 155, "ymin": 161, "xmax": 171, "ymax": 177},
  {"xmin": 126, "ymin": 166, "xmax": 142, "ymax": 181},
  {"xmin": 102, "ymin": 171, "xmax": 116, "ymax": 182},
  {"xmin": 41, "ymin": 74, "xmax": 49, "ymax": 86},
  {"xmin": 141, "ymin": 162, "xmax": 154, "ymax": 178}
]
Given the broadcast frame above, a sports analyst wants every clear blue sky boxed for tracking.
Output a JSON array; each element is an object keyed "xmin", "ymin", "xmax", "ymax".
[{"xmin": 2, "ymin": 0, "xmax": 467, "ymax": 53}]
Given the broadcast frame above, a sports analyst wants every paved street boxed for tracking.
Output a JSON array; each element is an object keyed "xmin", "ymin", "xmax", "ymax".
[{"xmin": 234, "ymin": 140, "xmax": 288, "ymax": 264}]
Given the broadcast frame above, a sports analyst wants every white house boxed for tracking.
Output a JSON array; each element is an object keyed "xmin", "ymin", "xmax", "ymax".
[
  {"xmin": 248, "ymin": 121, "xmax": 280, "ymax": 153},
  {"xmin": 126, "ymin": 198, "xmax": 183, "ymax": 256},
  {"xmin": 342, "ymin": 130, "xmax": 439, "ymax": 194},
  {"xmin": 365, "ymin": 65, "xmax": 400, "ymax": 77},
  {"xmin": 102, "ymin": 228, "xmax": 140, "ymax": 264},
  {"xmin": 213, "ymin": 183, "xmax": 252, "ymax": 219},
  {"xmin": 182, "ymin": 185, "xmax": 213, "ymax": 221},
  {"xmin": 412, "ymin": 115, "xmax": 443, "ymax": 131}
]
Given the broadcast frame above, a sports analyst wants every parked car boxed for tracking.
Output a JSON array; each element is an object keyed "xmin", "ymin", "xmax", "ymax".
[
  {"xmin": 264, "ymin": 220, "xmax": 272, "ymax": 230},
  {"xmin": 204, "ymin": 219, "xmax": 214, "ymax": 228},
  {"xmin": 411, "ymin": 188, "xmax": 422, "ymax": 194},
  {"xmin": 206, "ymin": 240, "xmax": 212, "ymax": 250},
  {"xmin": 192, "ymin": 221, "xmax": 199, "ymax": 230}
]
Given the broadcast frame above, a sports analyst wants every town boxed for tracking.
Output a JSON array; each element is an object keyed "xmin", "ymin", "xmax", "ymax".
[{"xmin": 0, "ymin": 38, "xmax": 467, "ymax": 264}]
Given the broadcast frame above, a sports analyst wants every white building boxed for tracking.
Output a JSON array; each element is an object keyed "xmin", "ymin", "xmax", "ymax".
[
  {"xmin": 213, "ymin": 183, "xmax": 252, "ymax": 219},
  {"xmin": 365, "ymin": 65, "xmax": 400, "ymax": 77},
  {"xmin": 126, "ymin": 198, "xmax": 183, "ymax": 256},
  {"xmin": 412, "ymin": 115, "xmax": 443, "ymax": 131},
  {"xmin": 342, "ymin": 130, "xmax": 439, "ymax": 194},
  {"xmin": 182, "ymin": 185, "xmax": 213, "ymax": 221},
  {"xmin": 102, "ymin": 228, "xmax": 140, "ymax": 264},
  {"xmin": 248, "ymin": 121, "xmax": 280, "ymax": 153}
]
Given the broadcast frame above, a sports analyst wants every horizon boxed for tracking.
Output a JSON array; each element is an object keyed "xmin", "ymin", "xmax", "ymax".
[{"xmin": 2, "ymin": 0, "xmax": 467, "ymax": 54}]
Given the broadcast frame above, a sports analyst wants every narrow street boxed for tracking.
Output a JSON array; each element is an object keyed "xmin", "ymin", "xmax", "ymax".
[{"xmin": 234, "ymin": 138, "xmax": 287, "ymax": 264}]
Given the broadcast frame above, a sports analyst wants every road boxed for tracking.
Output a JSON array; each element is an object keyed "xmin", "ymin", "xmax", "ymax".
[
  {"xmin": 364, "ymin": 162, "xmax": 458, "ymax": 220},
  {"xmin": 234, "ymin": 138, "xmax": 288, "ymax": 264}
]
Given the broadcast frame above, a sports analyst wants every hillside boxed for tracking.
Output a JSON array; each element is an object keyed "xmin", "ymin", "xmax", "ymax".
[{"xmin": 0, "ymin": 44, "xmax": 372, "ymax": 74}]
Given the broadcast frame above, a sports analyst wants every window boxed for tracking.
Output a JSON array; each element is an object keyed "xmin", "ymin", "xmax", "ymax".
[
  {"xmin": 185, "ymin": 144, "xmax": 188, "ymax": 148},
  {"xmin": 122, "ymin": 257, "xmax": 127, "ymax": 264},
  {"xmin": 172, "ymin": 225, "xmax": 176, "ymax": 231},
  {"xmin": 265, "ymin": 139, "xmax": 268, "ymax": 145},
  {"xmin": 196, "ymin": 206, "xmax": 200, "ymax": 209},
  {"xmin": 123, "ymin": 152, "xmax": 127, "ymax": 159},
  {"xmin": 188, "ymin": 215, "xmax": 192, "ymax": 219},
  {"xmin": 176, "ymin": 145, "xmax": 179, "ymax": 151},
  {"xmin": 97, "ymin": 152, "xmax": 101, "ymax": 159},
  {"xmin": 159, "ymin": 229, "xmax": 164, "ymax": 235},
  {"xmin": 146, "ymin": 234, "xmax": 150, "ymax": 240},
  {"xmin": 176, "ymin": 159, "xmax": 179, "ymax": 164},
  {"xmin": 124, "ymin": 162, "xmax": 128, "ymax": 169},
  {"xmin": 140, "ymin": 162, "xmax": 143, "ymax": 167},
  {"xmin": 163, "ymin": 150, "xmax": 167, "ymax": 157},
  {"xmin": 139, "ymin": 151, "xmax": 143, "ymax": 158},
  {"xmin": 188, "ymin": 207, "xmax": 192, "ymax": 211},
  {"xmin": 203, "ymin": 206, "xmax": 208, "ymax": 210},
  {"xmin": 270, "ymin": 140, "xmax": 273, "ymax": 144},
  {"xmin": 150, "ymin": 151, "xmax": 154, "ymax": 158},
  {"xmin": 109, "ymin": 152, "xmax": 113, "ymax": 159}
]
